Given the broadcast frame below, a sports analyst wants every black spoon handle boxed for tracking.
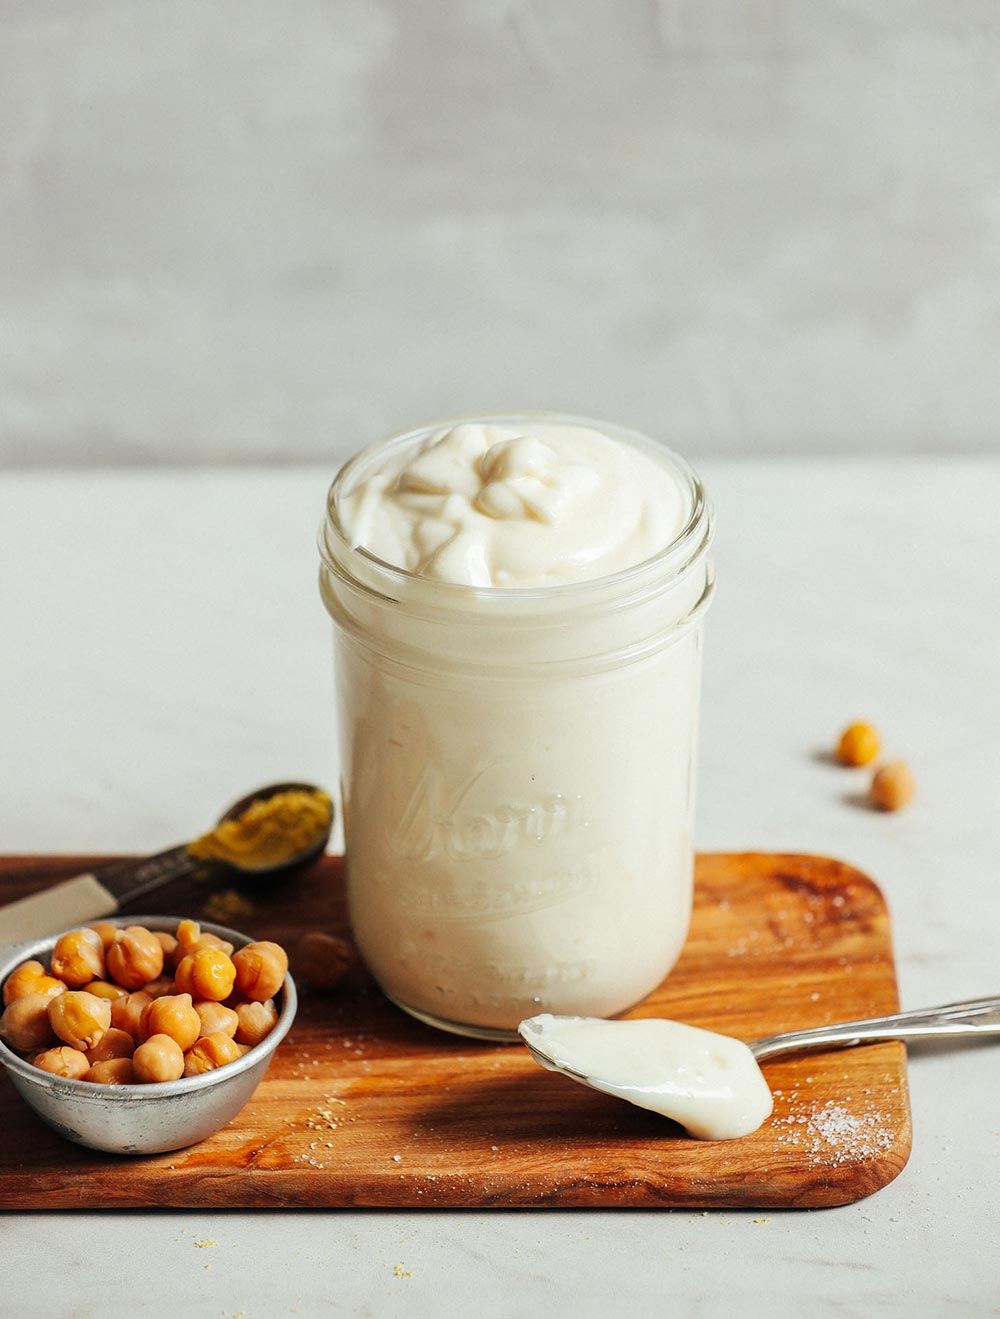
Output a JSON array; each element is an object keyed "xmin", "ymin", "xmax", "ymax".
[{"xmin": 0, "ymin": 845, "xmax": 204, "ymax": 943}]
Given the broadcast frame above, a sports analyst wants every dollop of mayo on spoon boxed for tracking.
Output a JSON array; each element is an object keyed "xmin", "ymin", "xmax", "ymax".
[{"xmin": 518, "ymin": 1014, "xmax": 774, "ymax": 1140}]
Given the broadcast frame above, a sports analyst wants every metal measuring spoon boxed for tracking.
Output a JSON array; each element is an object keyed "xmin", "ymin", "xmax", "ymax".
[
  {"xmin": 519, "ymin": 997, "xmax": 1000, "ymax": 1139},
  {"xmin": 0, "ymin": 782, "xmax": 334, "ymax": 942}
]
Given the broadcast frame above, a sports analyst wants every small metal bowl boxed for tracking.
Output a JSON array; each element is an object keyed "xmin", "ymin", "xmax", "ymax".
[{"xmin": 0, "ymin": 915, "xmax": 297, "ymax": 1155}]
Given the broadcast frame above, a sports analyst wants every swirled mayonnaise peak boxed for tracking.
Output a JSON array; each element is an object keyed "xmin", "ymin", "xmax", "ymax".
[{"xmin": 338, "ymin": 420, "xmax": 688, "ymax": 588}]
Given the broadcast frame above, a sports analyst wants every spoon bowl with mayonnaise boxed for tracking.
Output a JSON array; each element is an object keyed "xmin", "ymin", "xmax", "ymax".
[
  {"xmin": 0, "ymin": 783, "xmax": 334, "ymax": 943},
  {"xmin": 519, "ymin": 996, "xmax": 1000, "ymax": 1140}
]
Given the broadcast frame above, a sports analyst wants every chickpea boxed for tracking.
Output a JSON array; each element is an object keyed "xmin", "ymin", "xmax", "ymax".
[
  {"xmin": 139, "ymin": 993, "xmax": 201, "ymax": 1052},
  {"xmin": 836, "ymin": 721, "xmax": 881, "ymax": 767},
  {"xmin": 173, "ymin": 921, "xmax": 234, "ymax": 965},
  {"xmin": 33, "ymin": 1046, "xmax": 90, "ymax": 1080},
  {"xmin": 141, "ymin": 975, "xmax": 175, "ymax": 999},
  {"xmin": 110, "ymin": 990, "xmax": 154, "ymax": 1042},
  {"xmin": 86, "ymin": 1057, "xmax": 135, "ymax": 1085},
  {"xmin": 183, "ymin": 1031, "xmax": 245, "ymax": 1076},
  {"xmin": 152, "ymin": 930, "xmax": 178, "ymax": 961},
  {"xmin": 196, "ymin": 932, "xmax": 235, "ymax": 956},
  {"xmin": 1, "ymin": 994, "xmax": 57, "ymax": 1053},
  {"xmin": 295, "ymin": 931, "xmax": 355, "ymax": 992},
  {"xmin": 48, "ymin": 991, "xmax": 112, "ymax": 1052},
  {"xmin": 174, "ymin": 947, "xmax": 236, "ymax": 1002},
  {"xmin": 82, "ymin": 979, "xmax": 128, "ymax": 1002},
  {"xmin": 175, "ymin": 918, "xmax": 201, "ymax": 953},
  {"xmin": 232, "ymin": 941, "xmax": 288, "ymax": 1002},
  {"xmin": 871, "ymin": 760, "xmax": 915, "ymax": 812},
  {"xmin": 3, "ymin": 960, "xmax": 66, "ymax": 1006},
  {"xmin": 86, "ymin": 1027, "xmax": 135, "ymax": 1063},
  {"xmin": 106, "ymin": 926, "xmax": 164, "ymax": 990},
  {"xmin": 192, "ymin": 999, "xmax": 239, "ymax": 1039},
  {"xmin": 234, "ymin": 999, "xmax": 278, "ymax": 1048},
  {"xmin": 174, "ymin": 917, "xmax": 228, "ymax": 956},
  {"xmin": 132, "ymin": 1033, "xmax": 185, "ymax": 1084},
  {"xmin": 50, "ymin": 927, "xmax": 105, "ymax": 987},
  {"xmin": 87, "ymin": 922, "xmax": 119, "ymax": 949}
]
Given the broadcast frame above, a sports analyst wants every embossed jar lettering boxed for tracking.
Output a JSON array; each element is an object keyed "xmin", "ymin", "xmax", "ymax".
[{"xmin": 388, "ymin": 763, "xmax": 587, "ymax": 863}]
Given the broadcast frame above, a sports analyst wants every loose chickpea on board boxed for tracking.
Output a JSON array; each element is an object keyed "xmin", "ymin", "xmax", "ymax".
[{"xmin": 295, "ymin": 931, "xmax": 356, "ymax": 992}]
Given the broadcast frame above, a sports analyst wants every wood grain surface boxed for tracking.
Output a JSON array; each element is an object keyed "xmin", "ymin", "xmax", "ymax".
[{"xmin": 0, "ymin": 852, "xmax": 911, "ymax": 1210}]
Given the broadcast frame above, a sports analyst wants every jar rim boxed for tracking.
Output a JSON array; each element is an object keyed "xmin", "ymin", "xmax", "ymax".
[{"xmin": 319, "ymin": 412, "xmax": 712, "ymax": 606}]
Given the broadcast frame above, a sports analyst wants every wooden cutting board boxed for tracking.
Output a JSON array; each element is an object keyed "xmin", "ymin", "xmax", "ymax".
[{"xmin": 0, "ymin": 852, "xmax": 910, "ymax": 1210}]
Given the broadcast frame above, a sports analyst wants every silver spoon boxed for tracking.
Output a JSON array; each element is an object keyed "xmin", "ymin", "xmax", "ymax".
[
  {"xmin": 748, "ymin": 994, "xmax": 1000, "ymax": 1059},
  {"xmin": 519, "ymin": 997, "xmax": 1000, "ymax": 1139},
  {"xmin": 0, "ymin": 782, "xmax": 334, "ymax": 942},
  {"xmin": 519, "ymin": 991, "xmax": 1000, "ymax": 1139},
  {"xmin": 523, "ymin": 995, "xmax": 1000, "ymax": 1077}
]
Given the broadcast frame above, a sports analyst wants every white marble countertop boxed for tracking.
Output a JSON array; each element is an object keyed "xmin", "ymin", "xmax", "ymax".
[{"xmin": 1, "ymin": 458, "xmax": 998, "ymax": 1317}]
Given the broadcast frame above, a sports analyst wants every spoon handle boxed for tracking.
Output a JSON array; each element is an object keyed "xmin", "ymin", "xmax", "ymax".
[
  {"xmin": 0, "ymin": 846, "xmax": 201, "ymax": 943},
  {"xmin": 750, "ymin": 995, "xmax": 1000, "ymax": 1061}
]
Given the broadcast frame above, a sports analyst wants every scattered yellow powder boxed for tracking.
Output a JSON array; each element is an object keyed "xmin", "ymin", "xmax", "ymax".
[{"xmin": 201, "ymin": 888, "xmax": 256, "ymax": 923}]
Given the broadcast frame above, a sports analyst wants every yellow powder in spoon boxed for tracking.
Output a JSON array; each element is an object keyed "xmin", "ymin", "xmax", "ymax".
[{"xmin": 188, "ymin": 788, "xmax": 332, "ymax": 870}]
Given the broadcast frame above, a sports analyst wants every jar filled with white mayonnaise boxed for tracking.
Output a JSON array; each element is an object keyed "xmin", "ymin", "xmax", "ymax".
[{"xmin": 318, "ymin": 414, "xmax": 714, "ymax": 1040}]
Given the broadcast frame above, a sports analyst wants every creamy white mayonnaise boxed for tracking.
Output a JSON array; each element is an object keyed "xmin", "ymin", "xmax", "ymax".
[
  {"xmin": 320, "ymin": 414, "xmax": 713, "ymax": 1036},
  {"xmin": 518, "ymin": 1014, "xmax": 773, "ymax": 1140},
  {"xmin": 338, "ymin": 420, "xmax": 688, "ymax": 588}
]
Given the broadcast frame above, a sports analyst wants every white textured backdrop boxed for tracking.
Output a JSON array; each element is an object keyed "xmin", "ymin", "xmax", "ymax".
[{"xmin": 1, "ymin": 0, "xmax": 999, "ymax": 466}]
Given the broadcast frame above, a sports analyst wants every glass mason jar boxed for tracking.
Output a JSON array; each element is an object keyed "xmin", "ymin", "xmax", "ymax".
[{"xmin": 318, "ymin": 414, "xmax": 714, "ymax": 1041}]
